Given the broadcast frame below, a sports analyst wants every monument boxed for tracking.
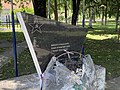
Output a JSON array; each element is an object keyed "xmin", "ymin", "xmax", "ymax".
[{"xmin": 17, "ymin": 12, "xmax": 105, "ymax": 90}]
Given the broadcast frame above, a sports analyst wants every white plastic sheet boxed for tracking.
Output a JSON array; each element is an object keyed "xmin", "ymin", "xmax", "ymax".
[{"xmin": 42, "ymin": 54, "xmax": 105, "ymax": 90}]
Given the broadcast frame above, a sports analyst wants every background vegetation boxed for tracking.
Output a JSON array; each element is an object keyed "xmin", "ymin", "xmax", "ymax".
[{"xmin": 0, "ymin": 0, "xmax": 120, "ymax": 80}]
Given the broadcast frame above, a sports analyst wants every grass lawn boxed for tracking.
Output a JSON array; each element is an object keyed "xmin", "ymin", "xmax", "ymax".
[
  {"xmin": 0, "ymin": 49, "xmax": 36, "ymax": 80},
  {"xmin": 0, "ymin": 48, "xmax": 6, "ymax": 53},
  {"xmin": 84, "ymin": 21, "xmax": 120, "ymax": 80},
  {"xmin": 0, "ymin": 21, "xmax": 120, "ymax": 80},
  {"xmin": 84, "ymin": 35, "xmax": 120, "ymax": 80},
  {"xmin": 0, "ymin": 29, "xmax": 24, "ymax": 43}
]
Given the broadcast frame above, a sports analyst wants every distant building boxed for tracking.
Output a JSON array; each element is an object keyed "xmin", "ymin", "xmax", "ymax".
[{"xmin": 0, "ymin": 1, "xmax": 33, "ymax": 24}]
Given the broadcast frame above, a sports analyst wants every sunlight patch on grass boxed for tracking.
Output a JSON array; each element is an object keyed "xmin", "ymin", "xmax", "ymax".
[
  {"xmin": 0, "ymin": 29, "xmax": 22, "ymax": 32},
  {"xmin": 87, "ymin": 34, "xmax": 117, "ymax": 40}
]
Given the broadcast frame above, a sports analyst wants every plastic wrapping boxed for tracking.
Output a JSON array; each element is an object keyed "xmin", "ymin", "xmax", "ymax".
[{"xmin": 42, "ymin": 54, "xmax": 104, "ymax": 90}]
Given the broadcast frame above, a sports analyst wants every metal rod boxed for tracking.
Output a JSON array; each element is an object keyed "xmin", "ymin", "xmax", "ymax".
[
  {"xmin": 82, "ymin": 46, "xmax": 84, "ymax": 55},
  {"xmin": 11, "ymin": 0, "xmax": 18, "ymax": 77}
]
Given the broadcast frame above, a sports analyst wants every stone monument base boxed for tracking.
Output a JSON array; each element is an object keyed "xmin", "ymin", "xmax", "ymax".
[
  {"xmin": 0, "ymin": 65, "xmax": 105, "ymax": 90},
  {"xmin": 95, "ymin": 65, "xmax": 106, "ymax": 90}
]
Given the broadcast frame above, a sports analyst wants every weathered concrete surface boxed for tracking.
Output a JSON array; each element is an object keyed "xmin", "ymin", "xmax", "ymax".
[
  {"xmin": 0, "ymin": 72, "xmax": 119, "ymax": 90},
  {"xmin": 0, "ymin": 73, "xmax": 40, "ymax": 90},
  {"xmin": 0, "ymin": 65, "xmax": 106, "ymax": 90},
  {"xmin": 42, "ymin": 55, "xmax": 106, "ymax": 90},
  {"xmin": 95, "ymin": 65, "xmax": 106, "ymax": 90},
  {"xmin": 106, "ymin": 76, "xmax": 120, "ymax": 90}
]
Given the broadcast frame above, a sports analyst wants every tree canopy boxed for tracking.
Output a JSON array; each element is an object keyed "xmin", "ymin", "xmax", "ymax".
[{"xmin": 1, "ymin": 0, "xmax": 120, "ymax": 29}]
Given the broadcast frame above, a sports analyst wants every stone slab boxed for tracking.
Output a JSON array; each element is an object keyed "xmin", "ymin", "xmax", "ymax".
[
  {"xmin": 95, "ymin": 65, "xmax": 106, "ymax": 90},
  {"xmin": 106, "ymin": 76, "xmax": 120, "ymax": 90},
  {"xmin": 0, "ymin": 73, "xmax": 40, "ymax": 90},
  {"xmin": 0, "ymin": 64, "xmax": 106, "ymax": 90},
  {"xmin": 17, "ymin": 12, "xmax": 88, "ymax": 73}
]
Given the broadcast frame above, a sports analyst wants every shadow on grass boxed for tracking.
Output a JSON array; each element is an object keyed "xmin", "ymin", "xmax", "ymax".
[
  {"xmin": 84, "ymin": 21, "xmax": 117, "ymax": 35},
  {"xmin": 88, "ymin": 27, "xmax": 117, "ymax": 35},
  {"xmin": 0, "ymin": 26, "xmax": 119, "ymax": 80},
  {"xmin": 0, "ymin": 48, "xmax": 6, "ymax": 53},
  {"xmin": 0, "ymin": 32, "xmax": 25, "ymax": 43},
  {"xmin": 84, "ymin": 38, "xmax": 120, "ymax": 80},
  {"xmin": 0, "ymin": 49, "xmax": 36, "ymax": 80},
  {"xmin": 1, "ymin": 38, "xmax": 119, "ymax": 80}
]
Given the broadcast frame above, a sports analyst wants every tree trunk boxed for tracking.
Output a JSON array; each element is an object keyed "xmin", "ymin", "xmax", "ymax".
[
  {"xmin": 89, "ymin": 4, "xmax": 91, "ymax": 18},
  {"xmin": 82, "ymin": 0, "xmax": 85, "ymax": 27},
  {"xmin": 48, "ymin": 0, "xmax": 51, "ymax": 19},
  {"xmin": 72, "ymin": 0, "xmax": 76, "ymax": 25},
  {"xmin": 101, "ymin": 7, "xmax": 104, "ymax": 25},
  {"xmin": 65, "ymin": 1, "xmax": 67, "ymax": 23},
  {"xmin": 93, "ymin": 7, "xmax": 96, "ymax": 23},
  {"xmin": 104, "ymin": 2, "xmax": 107, "ymax": 32},
  {"xmin": 71, "ymin": 0, "xmax": 80, "ymax": 25},
  {"xmin": 32, "ymin": 0, "xmax": 47, "ymax": 18},
  {"xmin": 54, "ymin": 0, "xmax": 58, "ymax": 21},
  {"xmin": 0, "ymin": 0, "xmax": 1, "ymax": 8},
  {"xmin": 115, "ymin": 6, "xmax": 119, "ymax": 32},
  {"xmin": 89, "ymin": 7, "xmax": 94, "ymax": 28}
]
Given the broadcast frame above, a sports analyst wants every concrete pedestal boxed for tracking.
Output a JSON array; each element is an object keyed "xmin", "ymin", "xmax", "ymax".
[
  {"xmin": 95, "ymin": 65, "xmax": 106, "ymax": 90},
  {"xmin": 0, "ymin": 66, "xmax": 106, "ymax": 90}
]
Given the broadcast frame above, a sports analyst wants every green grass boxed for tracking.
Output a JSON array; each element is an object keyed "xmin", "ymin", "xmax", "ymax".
[
  {"xmin": 0, "ymin": 21, "xmax": 120, "ymax": 80},
  {"xmin": 0, "ymin": 48, "xmax": 6, "ymax": 53},
  {"xmin": 0, "ymin": 30, "xmax": 25, "ymax": 43},
  {"xmin": 84, "ymin": 38, "xmax": 120, "ymax": 79},
  {"xmin": 84, "ymin": 21, "xmax": 120, "ymax": 80},
  {"xmin": 0, "ymin": 49, "xmax": 36, "ymax": 80}
]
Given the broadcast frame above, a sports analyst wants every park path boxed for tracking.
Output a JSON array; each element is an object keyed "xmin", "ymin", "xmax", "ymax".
[{"xmin": 0, "ymin": 41, "xmax": 27, "ymax": 68}]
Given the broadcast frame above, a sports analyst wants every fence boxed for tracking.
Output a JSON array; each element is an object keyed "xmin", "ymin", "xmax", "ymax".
[{"xmin": 0, "ymin": 15, "xmax": 20, "ymax": 29}]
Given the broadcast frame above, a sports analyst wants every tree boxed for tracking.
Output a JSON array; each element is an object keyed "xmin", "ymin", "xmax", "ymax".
[
  {"xmin": 0, "ymin": 0, "xmax": 2, "ymax": 10},
  {"xmin": 86, "ymin": 0, "xmax": 100, "ymax": 28},
  {"xmin": 54, "ymin": 0, "xmax": 58, "ymax": 21},
  {"xmin": 82, "ymin": 0, "xmax": 85, "ymax": 27},
  {"xmin": 0, "ymin": 0, "xmax": 2, "ymax": 13},
  {"xmin": 64, "ymin": 0, "xmax": 67, "ymax": 23},
  {"xmin": 113, "ymin": 0, "xmax": 120, "ymax": 32},
  {"xmin": 71, "ymin": 0, "xmax": 80, "ymax": 25},
  {"xmin": 89, "ymin": 6, "xmax": 94, "ymax": 28},
  {"xmin": 100, "ymin": 5, "xmax": 105, "ymax": 25},
  {"xmin": 108, "ymin": 0, "xmax": 120, "ymax": 32},
  {"xmin": 32, "ymin": 0, "xmax": 47, "ymax": 17}
]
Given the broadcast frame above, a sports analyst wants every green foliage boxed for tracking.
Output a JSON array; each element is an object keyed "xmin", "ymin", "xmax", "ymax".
[
  {"xmin": 24, "ymin": 7, "xmax": 34, "ymax": 14},
  {"xmin": 3, "ymin": 0, "xmax": 33, "ymax": 14},
  {"xmin": 14, "ymin": 7, "xmax": 34, "ymax": 14}
]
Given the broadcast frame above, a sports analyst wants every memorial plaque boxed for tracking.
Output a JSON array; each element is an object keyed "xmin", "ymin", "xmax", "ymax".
[{"xmin": 17, "ymin": 12, "xmax": 88, "ymax": 76}]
